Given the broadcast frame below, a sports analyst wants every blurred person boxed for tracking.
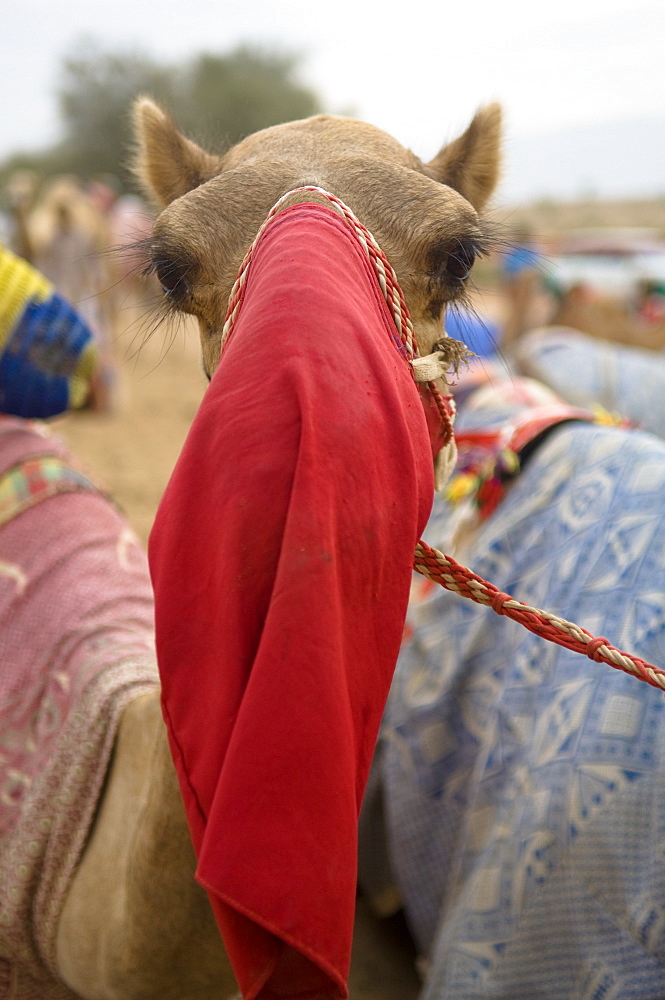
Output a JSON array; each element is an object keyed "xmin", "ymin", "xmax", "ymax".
[{"xmin": 499, "ymin": 226, "xmax": 543, "ymax": 350}]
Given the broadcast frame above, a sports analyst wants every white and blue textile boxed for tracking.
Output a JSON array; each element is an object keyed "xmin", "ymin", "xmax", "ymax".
[
  {"xmin": 375, "ymin": 392, "xmax": 665, "ymax": 999},
  {"xmin": 516, "ymin": 326, "xmax": 665, "ymax": 439}
]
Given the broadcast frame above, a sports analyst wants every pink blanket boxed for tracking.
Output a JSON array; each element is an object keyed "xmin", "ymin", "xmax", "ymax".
[{"xmin": 0, "ymin": 417, "xmax": 158, "ymax": 999}]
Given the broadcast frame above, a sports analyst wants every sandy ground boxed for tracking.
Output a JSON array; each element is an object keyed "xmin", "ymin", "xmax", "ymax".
[{"xmin": 54, "ymin": 301, "xmax": 421, "ymax": 1000}]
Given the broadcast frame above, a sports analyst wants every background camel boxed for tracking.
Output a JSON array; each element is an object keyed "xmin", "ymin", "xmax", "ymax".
[
  {"xmin": 549, "ymin": 284, "xmax": 665, "ymax": 349},
  {"xmin": 47, "ymin": 101, "xmax": 503, "ymax": 1000},
  {"xmin": 4, "ymin": 173, "xmax": 156, "ymax": 414},
  {"xmin": 7, "ymin": 175, "xmax": 114, "ymax": 328}
]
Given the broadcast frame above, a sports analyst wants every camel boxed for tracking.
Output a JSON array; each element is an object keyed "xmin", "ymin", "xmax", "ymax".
[
  {"xmin": 549, "ymin": 283, "xmax": 665, "ymax": 350},
  {"xmin": 9, "ymin": 175, "xmax": 114, "ymax": 316},
  {"xmin": 45, "ymin": 101, "xmax": 502, "ymax": 1000}
]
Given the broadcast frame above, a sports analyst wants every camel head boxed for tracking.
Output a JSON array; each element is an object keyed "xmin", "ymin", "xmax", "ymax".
[{"xmin": 132, "ymin": 99, "xmax": 502, "ymax": 378}]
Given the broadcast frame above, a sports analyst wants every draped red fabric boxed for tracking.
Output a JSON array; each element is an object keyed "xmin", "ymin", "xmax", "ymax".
[{"xmin": 149, "ymin": 204, "xmax": 434, "ymax": 999}]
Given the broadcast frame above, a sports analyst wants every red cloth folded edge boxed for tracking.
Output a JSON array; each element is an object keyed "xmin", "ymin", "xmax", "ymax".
[{"xmin": 149, "ymin": 203, "xmax": 435, "ymax": 998}]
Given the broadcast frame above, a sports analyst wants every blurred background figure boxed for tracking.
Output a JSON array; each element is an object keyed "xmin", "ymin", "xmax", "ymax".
[
  {"xmin": 544, "ymin": 229, "xmax": 665, "ymax": 351},
  {"xmin": 28, "ymin": 177, "xmax": 118, "ymax": 411},
  {"xmin": 2, "ymin": 169, "xmax": 160, "ymax": 418},
  {"xmin": 498, "ymin": 226, "xmax": 544, "ymax": 350},
  {"xmin": 3, "ymin": 170, "xmax": 39, "ymax": 263}
]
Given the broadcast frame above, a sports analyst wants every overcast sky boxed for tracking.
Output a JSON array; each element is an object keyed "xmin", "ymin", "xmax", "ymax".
[{"xmin": 3, "ymin": 0, "xmax": 665, "ymax": 201}]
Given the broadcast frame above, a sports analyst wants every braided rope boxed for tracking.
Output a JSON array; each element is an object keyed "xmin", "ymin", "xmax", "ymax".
[
  {"xmin": 221, "ymin": 187, "xmax": 455, "ymax": 447},
  {"xmin": 222, "ymin": 186, "xmax": 416, "ymax": 358},
  {"xmin": 222, "ymin": 186, "xmax": 665, "ymax": 692},
  {"xmin": 414, "ymin": 541, "xmax": 665, "ymax": 692}
]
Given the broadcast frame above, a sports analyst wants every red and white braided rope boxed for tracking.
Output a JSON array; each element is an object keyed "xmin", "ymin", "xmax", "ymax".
[
  {"xmin": 414, "ymin": 542, "xmax": 665, "ymax": 692},
  {"xmin": 222, "ymin": 186, "xmax": 416, "ymax": 357},
  {"xmin": 222, "ymin": 187, "xmax": 665, "ymax": 693}
]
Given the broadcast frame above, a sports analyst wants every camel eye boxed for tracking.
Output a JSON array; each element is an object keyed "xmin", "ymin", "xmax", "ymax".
[
  {"xmin": 447, "ymin": 241, "xmax": 477, "ymax": 281},
  {"xmin": 428, "ymin": 236, "xmax": 483, "ymax": 291},
  {"xmin": 152, "ymin": 254, "xmax": 191, "ymax": 300}
]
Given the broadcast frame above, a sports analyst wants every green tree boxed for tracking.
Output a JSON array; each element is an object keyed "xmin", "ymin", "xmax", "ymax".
[
  {"xmin": 56, "ymin": 39, "xmax": 179, "ymax": 180},
  {"xmin": 0, "ymin": 41, "xmax": 323, "ymax": 187},
  {"xmin": 178, "ymin": 46, "xmax": 322, "ymax": 148}
]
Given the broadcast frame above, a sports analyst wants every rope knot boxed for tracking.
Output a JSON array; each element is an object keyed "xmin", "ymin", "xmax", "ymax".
[
  {"xmin": 490, "ymin": 590, "xmax": 513, "ymax": 615},
  {"xmin": 586, "ymin": 636, "xmax": 609, "ymax": 661},
  {"xmin": 410, "ymin": 352, "xmax": 449, "ymax": 383}
]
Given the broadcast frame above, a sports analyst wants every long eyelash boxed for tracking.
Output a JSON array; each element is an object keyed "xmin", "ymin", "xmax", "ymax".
[
  {"xmin": 119, "ymin": 288, "xmax": 196, "ymax": 378},
  {"xmin": 97, "ymin": 235, "xmax": 192, "ymax": 371},
  {"xmin": 446, "ymin": 218, "xmax": 534, "ymax": 378},
  {"xmin": 122, "ymin": 289, "xmax": 173, "ymax": 362},
  {"xmin": 117, "ymin": 236, "xmax": 195, "ymax": 318},
  {"xmin": 102, "ymin": 233, "xmax": 154, "ymax": 284},
  {"xmin": 444, "ymin": 215, "xmax": 540, "ymax": 310},
  {"xmin": 446, "ymin": 296, "xmax": 515, "ymax": 389},
  {"xmin": 149, "ymin": 258, "xmax": 194, "ymax": 301},
  {"xmin": 481, "ymin": 216, "xmax": 551, "ymax": 278}
]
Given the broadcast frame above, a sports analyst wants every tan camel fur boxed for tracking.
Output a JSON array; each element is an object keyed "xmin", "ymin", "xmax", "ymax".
[
  {"xmin": 132, "ymin": 101, "xmax": 502, "ymax": 377},
  {"xmin": 55, "ymin": 101, "xmax": 502, "ymax": 1000}
]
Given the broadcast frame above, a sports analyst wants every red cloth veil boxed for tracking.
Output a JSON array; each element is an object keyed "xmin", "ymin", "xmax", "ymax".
[{"xmin": 149, "ymin": 203, "xmax": 435, "ymax": 998}]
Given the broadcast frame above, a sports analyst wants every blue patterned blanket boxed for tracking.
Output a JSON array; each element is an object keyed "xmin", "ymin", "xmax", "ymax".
[
  {"xmin": 516, "ymin": 326, "xmax": 665, "ymax": 439},
  {"xmin": 368, "ymin": 379, "xmax": 665, "ymax": 999}
]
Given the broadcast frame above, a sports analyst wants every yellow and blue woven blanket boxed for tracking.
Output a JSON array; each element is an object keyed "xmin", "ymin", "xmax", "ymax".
[{"xmin": 0, "ymin": 244, "xmax": 98, "ymax": 418}]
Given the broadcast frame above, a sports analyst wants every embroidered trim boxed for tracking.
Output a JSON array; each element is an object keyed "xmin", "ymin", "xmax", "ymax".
[
  {"xmin": 0, "ymin": 456, "xmax": 100, "ymax": 529},
  {"xmin": 445, "ymin": 405, "xmax": 629, "ymax": 520}
]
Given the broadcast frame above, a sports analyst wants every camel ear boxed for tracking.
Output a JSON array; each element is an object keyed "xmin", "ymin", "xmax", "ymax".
[
  {"xmin": 424, "ymin": 103, "xmax": 502, "ymax": 212},
  {"xmin": 131, "ymin": 97, "xmax": 222, "ymax": 207}
]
